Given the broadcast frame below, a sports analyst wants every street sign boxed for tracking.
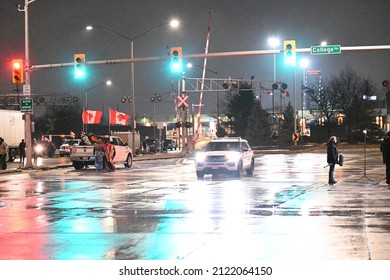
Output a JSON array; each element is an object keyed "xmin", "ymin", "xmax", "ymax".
[
  {"xmin": 23, "ymin": 84, "xmax": 31, "ymax": 95},
  {"xmin": 177, "ymin": 95, "xmax": 189, "ymax": 108},
  {"xmin": 311, "ymin": 45, "xmax": 341, "ymax": 55},
  {"xmin": 292, "ymin": 132, "xmax": 299, "ymax": 142},
  {"xmin": 20, "ymin": 98, "xmax": 33, "ymax": 112}
]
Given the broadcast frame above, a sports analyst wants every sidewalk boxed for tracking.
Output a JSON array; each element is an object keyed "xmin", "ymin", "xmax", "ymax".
[{"xmin": 0, "ymin": 150, "xmax": 186, "ymax": 175}]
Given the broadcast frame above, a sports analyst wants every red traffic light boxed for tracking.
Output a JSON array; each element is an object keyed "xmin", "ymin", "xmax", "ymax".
[
  {"xmin": 12, "ymin": 59, "xmax": 24, "ymax": 84},
  {"xmin": 383, "ymin": 80, "xmax": 389, "ymax": 87}
]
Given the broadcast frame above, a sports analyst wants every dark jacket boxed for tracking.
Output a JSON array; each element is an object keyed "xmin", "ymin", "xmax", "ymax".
[
  {"xmin": 327, "ymin": 141, "xmax": 338, "ymax": 164},
  {"xmin": 380, "ymin": 136, "xmax": 390, "ymax": 164}
]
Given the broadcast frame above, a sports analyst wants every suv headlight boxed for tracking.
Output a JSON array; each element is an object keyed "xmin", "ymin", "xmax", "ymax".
[
  {"xmin": 226, "ymin": 152, "xmax": 240, "ymax": 163},
  {"xmin": 195, "ymin": 152, "xmax": 207, "ymax": 163}
]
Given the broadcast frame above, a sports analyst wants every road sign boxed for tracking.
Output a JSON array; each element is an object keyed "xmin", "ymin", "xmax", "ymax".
[
  {"xmin": 311, "ymin": 45, "xmax": 341, "ymax": 55},
  {"xmin": 292, "ymin": 132, "xmax": 299, "ymax": 142},
  {"xmin": 20, "ymin": 98, "xmax": 33, "ymax": 112},
  {"xmin": 177, "ymin": 95, "xmax": 189, "ymax": 108},
  {"xmin": 23, "ymin": 84, "xmax": 31, "ymax": 95}
]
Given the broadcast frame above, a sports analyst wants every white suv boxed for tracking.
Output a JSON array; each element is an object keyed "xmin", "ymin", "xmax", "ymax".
[{"xmin": 195, "ymin": 137, "xmax": 254, "ymax": 179}]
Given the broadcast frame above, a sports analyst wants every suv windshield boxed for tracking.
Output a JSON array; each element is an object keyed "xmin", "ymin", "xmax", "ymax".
[{"xmin": 205, "ymin": 142, "xmax": 240, "ymax": 152}]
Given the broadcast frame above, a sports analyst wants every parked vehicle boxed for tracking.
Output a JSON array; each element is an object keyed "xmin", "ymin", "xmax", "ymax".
[
  {"xmin": 70, "ymin": 135, "xmax": 133, "ymax": 170},
  {"xmin": 0, "ymin": 109, "xmax": 25, "ymax": 162},
  {"xmin": 163, "ymin": 139, "xmax": 178, "ymax": 151},
  {"xmin": 145, "ymin": 139, "xmax": 161, "ymax": 153},
  {"xmin": 59, "ymin": 139, "xmax": 81, "ymax": 157},
  {"xmin": 195, "ymin": 137, "xmax": 254, "ymax": 179},
  {"xmin": 111, "ymin": 131, "xmax": 141, "ymax": 155}
]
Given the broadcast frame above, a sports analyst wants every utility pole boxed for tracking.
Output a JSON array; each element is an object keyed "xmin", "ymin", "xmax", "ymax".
[{"xmin": 18, "ymin": 0, "xmax": 36, "ymax": 168}]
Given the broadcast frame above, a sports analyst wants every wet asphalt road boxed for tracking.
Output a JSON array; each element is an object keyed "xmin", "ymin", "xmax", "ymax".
[{"xmin": 1, "ymin": 144, "xmax": 390, "ymax": 260}]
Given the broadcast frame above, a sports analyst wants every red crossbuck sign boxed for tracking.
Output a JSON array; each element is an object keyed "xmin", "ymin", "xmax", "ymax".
[{"xmin": 177, "ymin": 95, "xmax": 189, "ymax": 108}]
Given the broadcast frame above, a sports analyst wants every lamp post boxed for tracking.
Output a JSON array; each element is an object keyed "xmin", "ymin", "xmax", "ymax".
[
  {"xmin": 299, "ymin": 58, "xmax": 309, "ymax": 136},
  {"xmin": 86, "ymin": 19, "xmax": 179, "ymax": 155},
  {"xmin": 268, "ymin": 37, "xmax": 280, "ymax": 125},
  {"xmin": 150, "ymin": 94, "xmax": 162, "ymax": 139},
  {"xmin": 84, "ymin": 80, "xmax": 111, "ymax": 133}
]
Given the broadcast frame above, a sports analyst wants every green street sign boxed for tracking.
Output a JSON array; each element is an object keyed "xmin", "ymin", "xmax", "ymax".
[
  {"xmin": 20, "ymin": 98, "xmax": 33, "ymax": 112},
  {"xmin": 311, "ymin": 45, "xmax": 341, "ymax": 55}
]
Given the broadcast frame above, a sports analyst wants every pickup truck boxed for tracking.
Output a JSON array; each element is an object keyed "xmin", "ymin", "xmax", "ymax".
[{"xmin": 69, "ymin": 135, "xmax": 133, "ymax": 170}]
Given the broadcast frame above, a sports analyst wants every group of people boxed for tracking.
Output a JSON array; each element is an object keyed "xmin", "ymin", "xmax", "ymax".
[
  {"xmin": 93, "ymin": 137, "xmax": 116, "ymax": 172},
  {"xmin": 328, "ymin": 132, "xmax": 390, "ymax": 185}
]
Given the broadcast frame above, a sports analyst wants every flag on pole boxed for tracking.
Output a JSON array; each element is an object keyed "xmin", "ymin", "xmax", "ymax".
[
  {"xmin": 109, "ymin": 108, "xmax": 130, "ymax": 125},
  {"xmin": 260, "ymin": 86, "xmax": 272, "ymax": 94},
  {"xmin": 82, "ymin": 109, "xmax": 103, "ymax": 124},
  {"xmin": 70, "ymin": 131, "xmax": 76, "ymax": 138},
  {"xmin": 280, "ymin": 88, "xmax": 290, "ymax": 97}
]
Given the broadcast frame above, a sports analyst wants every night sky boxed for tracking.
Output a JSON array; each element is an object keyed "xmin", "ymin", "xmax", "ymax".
[{"xmin": 1, "ymin": 0, "xmax": 389, "ymax": 122}]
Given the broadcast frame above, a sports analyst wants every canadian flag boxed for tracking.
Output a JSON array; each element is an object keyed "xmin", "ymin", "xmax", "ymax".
[
  {"xmin": 109, "ymin": 108, "xmax": 130, "ymax": 125},
  {"xmin": 280, "ymin": 88, "xmax": 290, "ymax": 97},
  {"xmin": 82, "ymin": 109, "xmax": 103, "ymax": 124}
]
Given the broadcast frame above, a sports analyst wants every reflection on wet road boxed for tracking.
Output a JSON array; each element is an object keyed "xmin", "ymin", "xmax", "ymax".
[{"xmin": 1, "ymin": 148, "xmax": 390, "ymax": 260}]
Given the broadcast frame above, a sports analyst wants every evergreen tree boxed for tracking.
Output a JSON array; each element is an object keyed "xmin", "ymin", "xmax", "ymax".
[
  {"xmin": 39, "ymin": 104, "xmax": 83, "ymax": 135},
  {"xmin": 245, "ymin": 100, "xmax": 271, "ymax": 146},
  {"xmin": 224, "ymin": 82, "xmax": 257, "ymax": 138}
]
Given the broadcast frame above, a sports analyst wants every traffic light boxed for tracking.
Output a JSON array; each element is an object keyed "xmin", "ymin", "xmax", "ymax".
[
  {"xmin": 283, "ymin": 40, "xmax": 296, "ymax": 67},
  {"xmin": 170, "ymin": 47, "xmax": 182, "ymax": 73},
  {"xmin": 74, "ymin": 53, "xmax": 86, "ymax": 79},
  {"xmin": 12, "ymin": 59, "xmax": 24, "ymax": 84},
  {"xmin": 383, "ymin": 80, "xmax": 389, "ymax": 87}
]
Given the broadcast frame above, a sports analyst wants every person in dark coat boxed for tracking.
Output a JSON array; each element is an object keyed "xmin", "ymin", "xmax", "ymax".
[
  {"xmin": 380, "ymin": 132, "xmax": 390, "ymax": 184},
  {"xmin": 327, "ymin": 136, "xmax": 339, "ymax": 185},
  {"xmin": 18, "ymin": 139, "xmax": 26, "ymax": 163}
]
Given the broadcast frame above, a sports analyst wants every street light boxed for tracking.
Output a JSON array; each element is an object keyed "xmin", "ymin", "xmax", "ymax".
[
  {"xmin": 268, "ymin": 37, "xmax": 280, "ymax": 125},
  {"xmin": 84, "ymin": 80, "xmax": 112, "ymax": 133},
  {"xmin": 299, "ymin": 58, "xmax": 310, "ymax": 136},
  {"xmin": 86, "ymin": 19, "xmax": 179, "ymax": 155}
]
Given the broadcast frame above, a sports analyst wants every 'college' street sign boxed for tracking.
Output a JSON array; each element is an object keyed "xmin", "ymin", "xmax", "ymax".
[{"xmin": 311, "ymin": 45, "xmax": 341, "ymax": 55}]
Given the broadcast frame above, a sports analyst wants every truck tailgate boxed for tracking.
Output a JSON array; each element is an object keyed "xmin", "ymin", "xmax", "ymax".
[{"xmin": 70, "ymin": 145, "xmax": 95, "ymax": 159}]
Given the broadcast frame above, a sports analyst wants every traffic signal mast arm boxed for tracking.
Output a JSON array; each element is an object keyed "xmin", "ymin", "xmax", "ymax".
[{"xmin": 29, "ymin": 44, "xmax": 390, "ymax": 70}]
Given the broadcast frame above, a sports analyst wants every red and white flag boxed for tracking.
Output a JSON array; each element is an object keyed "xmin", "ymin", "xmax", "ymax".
[
  {"xmin": 109, "ymin": 108, "xmax": 130, "ymax": 125},
  {"xmin": 82, "ymin": 109, "xmax": 103, "ymax": 124},
  {"xmin": 70, "ymin": 131, "xmax": 76, "ymax": 138},
  {"xmin": 260, "ymin": 86, "xmax": 272, "ymax": 95},
  {"xmin": 280, "ymin": 88, "xmax": 290, "ymax": 97}
]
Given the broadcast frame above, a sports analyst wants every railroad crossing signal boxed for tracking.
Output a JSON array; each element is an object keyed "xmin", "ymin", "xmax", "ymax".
[{"xmin": 177, "ymin": 95, "xmax": 189, "ymax": 108}]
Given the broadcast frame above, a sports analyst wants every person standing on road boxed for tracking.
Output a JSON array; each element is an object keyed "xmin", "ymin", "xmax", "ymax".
[
  {"xmin": 0, "ymin": 137, "xmax": 7, "ymax": 170},
  {"xmin": 18, "ymin": 139, "xmax": 26, "ymax": 164},
  {"xmin": 32, "ymin": 138, "xmax": 38, "ymax": 163},
  {"xmin": 93, "ymin": 139, "xmax": 105, "ymax": 171},
  {"xmin": 380, "ymin": 132, "xmax": 390, "ymax": 184},
  {"xmin": 327, "ymin": 136, "xmax": 339, "ymax": 185}
]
